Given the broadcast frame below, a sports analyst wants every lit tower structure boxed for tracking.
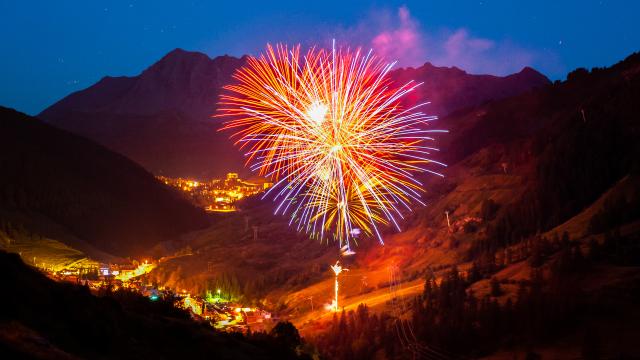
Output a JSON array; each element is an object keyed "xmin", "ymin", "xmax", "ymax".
[{"xmin": 330, "ymin": 261, "xmax": 348, "ymax": 312}]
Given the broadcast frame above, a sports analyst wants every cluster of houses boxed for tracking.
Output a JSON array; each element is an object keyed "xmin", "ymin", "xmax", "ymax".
[
  {"xmin": 176, "ymin": 292, "xmax": 274, "ymax": 332},
  {"xmin": 158, "ymin": 173, "xmax": 273, "ymax": 212}
]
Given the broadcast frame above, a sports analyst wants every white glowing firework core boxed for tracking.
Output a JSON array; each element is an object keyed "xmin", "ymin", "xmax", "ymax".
[{"xmin": 307, "ymin": 101, "xmax": 328, "ymax": 125}]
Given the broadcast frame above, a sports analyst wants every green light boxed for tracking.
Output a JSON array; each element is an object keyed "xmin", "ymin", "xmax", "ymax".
[{"xmin": 205, "ymin": 290, "xmax": 215, "ymax": 303}]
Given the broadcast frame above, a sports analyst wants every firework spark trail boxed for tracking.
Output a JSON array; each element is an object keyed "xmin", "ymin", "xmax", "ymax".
[{"xmin": 220, "ymin": 42, "xmax": 446, "ymax": 249}]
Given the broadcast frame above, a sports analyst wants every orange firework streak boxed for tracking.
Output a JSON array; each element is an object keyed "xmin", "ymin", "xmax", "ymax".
[{"xmin": 219, "ymin": 42, "xmax": 446, "ymax": 249}]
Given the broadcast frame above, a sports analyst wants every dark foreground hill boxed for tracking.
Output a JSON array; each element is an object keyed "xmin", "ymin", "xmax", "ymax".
[
  {"xmin": 0, "ymin": 251, "xmax": 307, "ymax": 359},
  {"xmin": 0, "ymin": 107, "xmax": 208, "ymax": 257},
  {"xmin": 39, "ymin": 48, "xmax": 549, "ymax": 178}
]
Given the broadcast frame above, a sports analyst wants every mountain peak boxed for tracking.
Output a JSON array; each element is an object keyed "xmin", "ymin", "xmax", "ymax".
[
  {"xmin": 161, "ymin": 47, "xmax": 211, "ymax": 61},
  {"xmin": 509, "ymin": 66, "xmax": 551, "ymax": 86},
  {"xmin": 155, "ymin": 48, "xmax": 244, "ymax": 69},
  {"xmin": 415, "ymin": 61, "xmax": 467, "ymax": 75},
  {"xmin": 145, "ymin": 48, "xmax": 212, "ymax": 75},
  {"xmin": 41, "ymin": 48, "xmax": 247, "ymax": 122},
  {"xmin": 40, "ymin": 48, "xmax": 551, "ymax": 178},
  {"xmin": 517, "ymin": 66, "xmax": 546, "ymax": 77}
]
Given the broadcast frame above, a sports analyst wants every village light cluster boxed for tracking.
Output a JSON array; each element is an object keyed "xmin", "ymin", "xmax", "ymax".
[
  {"xmin": 158, "ymin": 172, "xmax": 272, "ymax": 212},
  {"xmin": 32, "ymin": 255, "xmax": 274, "ymax": 333}
]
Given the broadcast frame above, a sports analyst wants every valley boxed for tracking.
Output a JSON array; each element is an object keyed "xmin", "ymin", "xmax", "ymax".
[{"xmin": 1, "ymin": 47, "xmax": 639, "ymax": 359}]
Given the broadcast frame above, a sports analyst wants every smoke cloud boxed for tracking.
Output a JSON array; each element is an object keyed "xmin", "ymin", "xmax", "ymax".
[
  {"xmin": 370, "ymin": 6, "xmax": 425, "ymax": 67},
  {"xmin": 333, "ymin": 6, "xmax": 557, "ymax": 76}
]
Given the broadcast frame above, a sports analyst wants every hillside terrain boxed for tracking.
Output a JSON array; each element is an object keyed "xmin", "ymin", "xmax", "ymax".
[
  {"xmin": 0, "ymin": 107, "xmax": 208, "ymax": 258},
  {"xmin": 146, "ymin": 53, "xmax": 640, "ymax": 358}
]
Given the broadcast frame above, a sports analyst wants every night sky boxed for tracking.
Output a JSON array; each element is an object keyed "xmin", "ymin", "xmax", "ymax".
[{"xmin": 2, "ymin": 0, "xmax": 638, "ymax": 115}]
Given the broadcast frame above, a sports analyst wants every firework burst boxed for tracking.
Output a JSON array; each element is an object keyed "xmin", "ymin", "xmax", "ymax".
[{"xmin": 220, "ymin": 41, "xmax": 446, "ymax": 249}]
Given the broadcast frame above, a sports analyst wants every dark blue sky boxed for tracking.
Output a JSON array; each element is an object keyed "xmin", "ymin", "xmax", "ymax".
[{"xmin": 2, "ymin": 1, "xmax": 638, "ymax": 115}]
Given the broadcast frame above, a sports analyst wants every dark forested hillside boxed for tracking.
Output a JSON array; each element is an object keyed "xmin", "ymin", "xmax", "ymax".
[
  {"xmin": 316, "ymin": 238, "xmax": 640, "ymax": 359},
  {"xmin": 307, "ymin": 53, "xmax": 640, "ymax": 360},
  {"xmin": 442, "ymin": 52, "xmax": 640, "ymax": 250},
  {"xmin": 0, "ymin": 107, "xmax": 208, "ymax": 257}
]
